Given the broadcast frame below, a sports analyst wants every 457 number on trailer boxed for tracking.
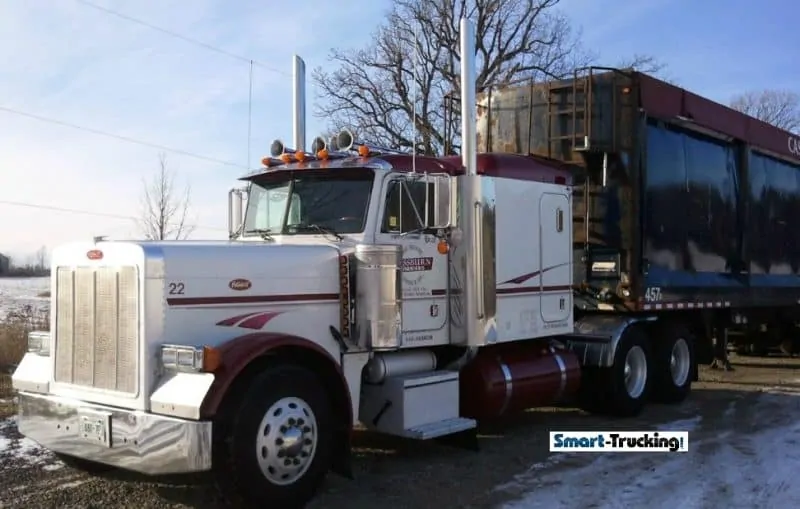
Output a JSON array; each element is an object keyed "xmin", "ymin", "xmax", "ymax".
[{"xmin": 644, "ymin": 287, "xmax": 662, "ymax": 303}]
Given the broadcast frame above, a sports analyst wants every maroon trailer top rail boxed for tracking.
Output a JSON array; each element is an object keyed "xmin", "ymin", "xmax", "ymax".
[{"xmin": 638, "ymin": 74, "xmax": 800, "ymax": 163}]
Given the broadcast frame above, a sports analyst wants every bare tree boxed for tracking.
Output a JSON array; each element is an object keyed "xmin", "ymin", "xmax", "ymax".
[
  {"xmin": 138, "ymin": 153, "xmax": 195, "ymax": 241},
  {"xmin": 34, "ymin": 246, "xmax": 47, "ymax": 271},
  {"xmin": 729, "ymin": 90, "xmax": 800, "ymax": 133},
  {"xmin": 616, "ymin": 54, "xmax": 668, "ymax": 76},
  {"xmin": 313, "ymin": 0, "xmax": 664, "ymax": 155}
]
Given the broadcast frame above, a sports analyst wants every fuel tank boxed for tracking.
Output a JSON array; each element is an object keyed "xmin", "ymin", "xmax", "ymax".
[{"xmin": 459, "ymin": 341, "xmax": 581, "ymax": 420}]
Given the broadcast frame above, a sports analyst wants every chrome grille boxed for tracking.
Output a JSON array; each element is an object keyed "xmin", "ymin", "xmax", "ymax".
[{"xmin": 54, "ymin": 266, "xmax": 140, "ymax": 394}]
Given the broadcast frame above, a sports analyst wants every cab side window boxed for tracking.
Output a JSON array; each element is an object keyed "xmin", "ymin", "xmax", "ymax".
[{"xmin": 381, "ymin": 179, "xmax": 435, "ymax": 233}]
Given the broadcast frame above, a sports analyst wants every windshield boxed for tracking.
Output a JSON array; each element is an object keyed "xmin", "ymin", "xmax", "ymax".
[{"xmin": 242, "ymin": 169, "xmax": 374, "ymax": 236}]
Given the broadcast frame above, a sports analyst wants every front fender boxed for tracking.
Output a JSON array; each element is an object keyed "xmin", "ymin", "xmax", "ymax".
[{"xmin": 199, "ymin": 332, "xmax": 353, "ymax": 427}]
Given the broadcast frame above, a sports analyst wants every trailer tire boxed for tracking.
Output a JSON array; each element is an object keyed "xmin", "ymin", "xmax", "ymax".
[
  {"xmin": 735, "ymin": 342, "xmax": 768, "ymax": 357},
  {"xmin": 580, "ymin": 327, "xmax": 650, "ymax": 417},
  {"xmin": 650, "ymin": 324, "xmax": 694, "ymax": 404},
  {"xmin": 213, "ymin": 364, "xmax": 334, "ymax": 509}
]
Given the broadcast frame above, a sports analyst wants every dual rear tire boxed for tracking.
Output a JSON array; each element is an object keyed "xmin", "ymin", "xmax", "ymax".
[{"xmin": 581, "ymin": 323, "xmax": 694, "ymax": 417}]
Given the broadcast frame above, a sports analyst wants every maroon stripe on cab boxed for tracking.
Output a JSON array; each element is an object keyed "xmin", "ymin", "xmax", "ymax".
[
  {"xmin": 216, "ymin": 311, "xmax": 262, "ymax": 326},
  {"xmin": 238, "ymin": 312, "xmax": 283, "ymax": 329},
  {"xmin": 497, "ymin": 285, "xmax": 571, "ymax": 294},
  {"xmin": 167, "ymin": 293, "xmax": 340, "ymax": 306},
  {"xmin": 431, "ymin": 286, "xmax": 571, "ymax": 296}
]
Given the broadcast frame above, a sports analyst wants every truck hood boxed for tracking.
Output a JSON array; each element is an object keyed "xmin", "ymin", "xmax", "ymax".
[
  {"xmin": 51, "ymin": 240, "xmax": 343, "ymax": 292},
  {"xmin": 45, "ymin": 240, "xmax": 345, "ymax": 412}
]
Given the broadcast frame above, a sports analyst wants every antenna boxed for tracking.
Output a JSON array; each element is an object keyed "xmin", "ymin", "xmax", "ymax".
[
  {"xmin": 411, "ymin": 21, "xmax": 419, "ymax": 172},
  {"xmin": 247, "ymin": 60, "xmax": 254, "ymax": 169}
]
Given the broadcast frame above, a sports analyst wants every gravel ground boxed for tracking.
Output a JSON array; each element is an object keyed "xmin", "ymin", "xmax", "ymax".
[{"xmin": 2, "ymin": 354, "xmax": 800, "ymax": 509}]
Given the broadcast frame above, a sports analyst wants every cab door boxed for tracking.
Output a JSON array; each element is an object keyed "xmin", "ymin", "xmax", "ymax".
[
  {"xmin": 374, "ymin": 174, "xmax": 448, "ymax": 347},
  {"xmin": 539, "ymin": 192, "xmax": 572, "ymax": 322}
]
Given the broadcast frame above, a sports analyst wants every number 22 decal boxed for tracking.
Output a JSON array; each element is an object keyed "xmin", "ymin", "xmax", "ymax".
[{"xmin": 168, "ymin": 282, "xmax": 185, "ymax": 295}]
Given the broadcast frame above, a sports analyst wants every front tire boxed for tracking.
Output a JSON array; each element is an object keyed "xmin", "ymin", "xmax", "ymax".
[{"xmin": 214, "ymin": 365, "xmax": 334, "ymax": 509}]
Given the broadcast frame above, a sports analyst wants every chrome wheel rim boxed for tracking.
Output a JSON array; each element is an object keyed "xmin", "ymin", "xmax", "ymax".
[
  {"xmin": 255, "ymin": 397, "xmax": 318, "ymax": 486},
  {"xmin": 670, "ymin": 338, "xmax": 691, "ymax": 387},
  {"xmin": 624, "ymin": 346, "xmax": 648, "ymax": 399}
]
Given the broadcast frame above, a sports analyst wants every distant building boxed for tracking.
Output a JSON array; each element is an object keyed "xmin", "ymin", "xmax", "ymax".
[{"xmin": 0, "ymin": 253, "xmax": 9, "ymax": 275}]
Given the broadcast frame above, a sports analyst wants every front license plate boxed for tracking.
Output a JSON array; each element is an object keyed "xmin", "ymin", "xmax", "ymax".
[{"xmin": 77, "ymin": 409, "xmax": 112, "ymax": 448}]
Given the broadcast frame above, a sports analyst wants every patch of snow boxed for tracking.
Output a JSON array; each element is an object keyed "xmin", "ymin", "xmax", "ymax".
[
  {"xmin": 656, "ymin": 415, "xmax": 702, "ymax": 432},
  {"xmin": 764, "ymin": 386, "xmax": 800, "ymax": 396},
  {"xmin": 0, "ymin": 417, "xmax": 55, "ymax": 467},
  {"xmin": 55, "ymin": 479, "xmax": 90, "ymax": 490},
  {"xmin": 0, "ymin": 277, "xmax": 49, "ymax": 321},
  {"xmin": 493, "ymin": 453, "xmax": 571, "ymax": 492},
  {"xmin": 499, "ymin": 419, "xmax": 800, "ymax": 509}
]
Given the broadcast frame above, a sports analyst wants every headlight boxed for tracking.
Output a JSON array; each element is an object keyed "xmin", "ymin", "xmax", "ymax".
[
  {"xmin": 27, "ymin": 331, "xmax": 51, "ymax": 356},
  {"xmin": 160, "ymin": 344, "xmax": 221, "ymax": 372}
]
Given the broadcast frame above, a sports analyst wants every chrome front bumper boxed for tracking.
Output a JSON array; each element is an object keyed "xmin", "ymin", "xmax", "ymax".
[{"xmin": 17, "ymin": 392, "xmax": 212, "ymax": 475}]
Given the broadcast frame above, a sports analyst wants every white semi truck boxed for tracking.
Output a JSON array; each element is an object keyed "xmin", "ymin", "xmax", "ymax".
[{"xmin": 11, "ymin": 19, "xmax": 694, "ymax": 508}]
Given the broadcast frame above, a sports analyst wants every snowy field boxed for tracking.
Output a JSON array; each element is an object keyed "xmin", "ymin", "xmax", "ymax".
[
  {"xmin": 0, "ymin": 277, "xmax": 49, "ymax": 321},
  {"xmin": 499, "ymin": 391, "xmax": 800, "ymax": 509}
]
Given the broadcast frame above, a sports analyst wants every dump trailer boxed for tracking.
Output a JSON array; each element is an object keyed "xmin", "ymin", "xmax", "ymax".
[
  {"xmin": 474, "ymin": 68, "xmax": 800, "ymax": 358},
  {"xmin": 9, "ymin": 19, "xmax": 794, "ymax": 509}
]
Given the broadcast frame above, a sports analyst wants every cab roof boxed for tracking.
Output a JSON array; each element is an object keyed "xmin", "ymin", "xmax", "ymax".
[{"xmin": 241, "ymin": 152, "xmax": 573, "ymax": 186}]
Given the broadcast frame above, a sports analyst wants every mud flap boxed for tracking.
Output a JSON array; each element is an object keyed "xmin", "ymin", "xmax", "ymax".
[{"xmin": 331, "ymin": 432, "xmax": 354, "ymax": 480}]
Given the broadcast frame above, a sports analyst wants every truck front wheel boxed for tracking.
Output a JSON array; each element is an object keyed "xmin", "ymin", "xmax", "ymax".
[{"xmin": 214, "ymin": 365, "xmax": 334, "ymax": 508}]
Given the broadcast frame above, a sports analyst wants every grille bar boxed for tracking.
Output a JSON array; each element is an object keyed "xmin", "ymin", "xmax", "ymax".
[{"xmin": 53, "ymin": 266, "xmax": 140, "ymax": 394}]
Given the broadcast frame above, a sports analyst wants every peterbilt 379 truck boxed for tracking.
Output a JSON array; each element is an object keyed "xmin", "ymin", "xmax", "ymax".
[{"xmin": 12, "ymin": 17, "xmax": 800, "ymax": 509}]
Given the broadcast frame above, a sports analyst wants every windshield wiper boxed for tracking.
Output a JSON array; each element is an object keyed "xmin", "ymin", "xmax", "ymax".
[
  {"xmin": 285, "ymin": 223, "xmax": 344, "ymax": 241},
  {"xmin": 243, "ymin": 228, "xmax": 275, "ymax": 241}
]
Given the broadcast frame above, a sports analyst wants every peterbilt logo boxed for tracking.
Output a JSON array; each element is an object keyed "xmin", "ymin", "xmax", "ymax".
[
  {"xmin": 790, "ymin": 136, "xmax": 800, "ymax": 157},
  {"xmin": 86, "ymin": 249, "xmax": 103, "ymax": 260},
  {"xmin": 229, "ymin": 278, "xmax": 252, "ymax": 291}
]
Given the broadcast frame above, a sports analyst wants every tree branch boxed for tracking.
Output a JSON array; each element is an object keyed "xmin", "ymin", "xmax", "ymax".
[
  {"xmin": 138, "ymin": 152, "xmax": 196, "ymax": 240},
  {"xmin": 313, "ymin": 0, "xmax": 661, "ymax": 155},
  {"xmin": 730, "ymin": 90, "xmax": 800, "ymax": 133}
]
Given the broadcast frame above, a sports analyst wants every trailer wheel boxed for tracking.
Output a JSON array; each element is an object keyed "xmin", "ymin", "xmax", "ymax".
[
  {"xmin": 214, "ymin": 364, "xmax": 334, "ymax": 509},
  {"xmin": 580, "ymin": 327, "xmax": 650, "ymax": 417},
  {"xmin": 651, "ymin": 324, "xmax": 694, "ymax": 404},
  {"xmin": 735, "ymin": 342, "xmax": 768, "ymax": 357}
]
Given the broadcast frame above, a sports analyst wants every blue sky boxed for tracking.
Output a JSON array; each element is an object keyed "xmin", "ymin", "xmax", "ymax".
[{"xmin": 0, "ymin": 0, "xmax": 796, "ymax": 263}]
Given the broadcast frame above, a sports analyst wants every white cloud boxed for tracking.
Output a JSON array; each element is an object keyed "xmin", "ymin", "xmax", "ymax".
[{"xmin": 0, "ymin": 0, "xmax": 388, "ymax": 261}]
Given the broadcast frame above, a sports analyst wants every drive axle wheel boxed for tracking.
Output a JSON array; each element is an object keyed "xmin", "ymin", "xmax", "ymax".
[
  {"xmin": 214, "ymin": 365, "xmax": 334, "ymax": 509},
  {"xmin": 651, "ymin": 324, "xmax": 694, "ymax": 404},
  {"xmin": 580, "ymin": 326, "xmax": 650, "ymax": 417}
]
